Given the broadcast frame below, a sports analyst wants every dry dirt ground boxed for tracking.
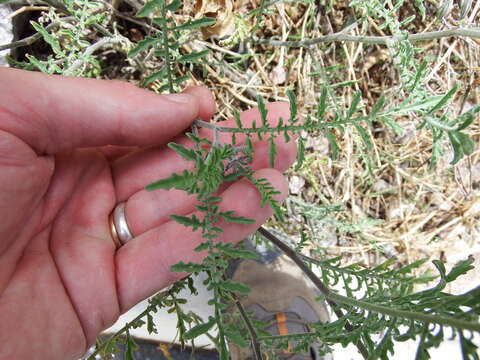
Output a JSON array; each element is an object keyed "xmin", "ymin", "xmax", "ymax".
[{"xmin": 1, "ymin": 0, "xmax": 480, "ymax": 358}]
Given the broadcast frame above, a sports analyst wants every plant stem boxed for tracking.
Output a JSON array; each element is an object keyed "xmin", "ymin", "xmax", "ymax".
[
  {"xmin": 258, "ymin": 227, "xmax": 480, "ymax": 349},
  {"xmin": 230, "ymin": 290, "xmax": 264, "ymax": 360},
  {"xmin": 66, "ymin": 36, "xmax": 126, "ymax": 73},
  {"xmin": 86, "ymin": 286, "xmax": 174, "ymax": 359},
  {"xmin": 0, "ymin": 18, "xmax": 75, "ymax": 51},
  {"xmin": 161, "ymin": 2, "xmax": 174, "ymax": 93},
  {"xmin": 87, "ymin": 303, "xmax": 156, "ymax": 359},
  {"xmin": 330, "ymin": 291, "xmax": 480, "ymax": 332},
  {"xmin": 257, "ymin": 226, "xmax": 370, "ymax": 359},
  {"xmin": 252, "ymin": 26, "xmax": 480, "ymax": 47}
]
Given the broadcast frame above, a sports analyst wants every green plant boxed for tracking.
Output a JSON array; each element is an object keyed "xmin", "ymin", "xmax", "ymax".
[{"xmin": 2, "ymin": 0, "xmax": 479, "ymax": 359}]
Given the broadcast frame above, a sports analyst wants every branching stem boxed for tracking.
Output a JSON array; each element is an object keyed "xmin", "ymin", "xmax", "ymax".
[
  {"xmin": 86, "ymin": 286, "xmax": 175, "ymax": 360},
  {"xmin": 258, "ymin": 227, "xmax": 480, "ymax": 348},
  {"xmin": 330, "ymin": 291, "xmax": 480, "ymax": 332},
  {"xmin": 252, "ymin": 27, "xmax": 480, "ymax": 47}
]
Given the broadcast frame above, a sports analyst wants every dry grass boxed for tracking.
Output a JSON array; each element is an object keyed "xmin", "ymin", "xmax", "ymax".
[
  {"xmin": 164, "ymin": 0, "xmax": 480, "ymax": 276},
  {"xmin": 108, "ymin": 0, "xmax": 480, "ymax": 280}
]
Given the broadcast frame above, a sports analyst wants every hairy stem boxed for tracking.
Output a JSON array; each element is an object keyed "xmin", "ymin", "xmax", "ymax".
[
  {"xmin": 66, "ymin": 36, "xmax": 126, "ymax": 73},
  {"xmin": 330, "ymin": 291, "xmax": 480, "ymax": 332},
  {"xmin": 160, "ymin": 2, "xmax": 174, "ymax": 93},
  {"xmin": 252, "ymin": 26, "xmax": 480, "ymax": 47}
]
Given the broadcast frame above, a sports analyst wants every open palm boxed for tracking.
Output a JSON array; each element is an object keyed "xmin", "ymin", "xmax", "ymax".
[{"xmin": 0, "ymin": 68, "xmax": 296, "ymax": 359}]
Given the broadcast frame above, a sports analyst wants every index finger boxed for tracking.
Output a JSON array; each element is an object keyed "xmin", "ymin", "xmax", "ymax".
[{"xmin": 0, "ymin": 68, "xmax": 215, "ymax": 154}]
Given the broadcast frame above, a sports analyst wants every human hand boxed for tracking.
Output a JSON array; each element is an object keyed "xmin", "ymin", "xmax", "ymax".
[{"xmin": 0, "ymin": 68, "xmax": 296, "ymax": 359}]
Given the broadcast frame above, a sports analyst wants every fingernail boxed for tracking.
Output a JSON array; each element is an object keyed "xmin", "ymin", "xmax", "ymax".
[{"xmin": 164, "ymin": 93, "xmax": 192, "ymax": 103}]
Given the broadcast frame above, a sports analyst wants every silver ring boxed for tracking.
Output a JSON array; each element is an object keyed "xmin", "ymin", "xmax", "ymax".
[{"xmin": 111, "ymin": 202, "xmax": 133, "ymax": 246}]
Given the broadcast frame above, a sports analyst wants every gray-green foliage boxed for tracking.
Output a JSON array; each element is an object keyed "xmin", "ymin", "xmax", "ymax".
[
  {"xmin": 5, "ymin": 0, "xmax": 479, "ymax": 359},
  {"xmin": 107, "ymin": 81, "xmax": 478, "ymax": 357},
  {"xmin": 128, "ymin": 0, "xmax": 214, "ymax": 91},
  {"xmin": 128, "ymin": 1, "xmax": 478, "ymax": 358},
  {"xmin": 14, "ymin": 0, "xmax": 121, "ymax": 76}
]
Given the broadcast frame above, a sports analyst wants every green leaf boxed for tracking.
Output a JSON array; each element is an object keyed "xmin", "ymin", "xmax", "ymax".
[
  {"xmin": 455, "ymin": 104, "xmax": 480, "ymax": 131},
  {"xmin": 152, "ymin": 17, "xmax": 171, "ymax": 27},
  {"xmin": 175, "ymin": 17, "xmax": 216, "ymax": 30},
  {"xmin": 146, "ymin": 170, "xmax": 195, "ymax": 191},
  {"xmin": 136, "ymin": 0, "xmax": 163, "ymax": 17},
  {"xmin": 410, "ymin": 61, "xmax": 428, "ymax": 92},
  {"xmin": 445, "ymin": 258, "xmax": 475, "ymax": 282},
  {"xmin": 400, "ymin": 14, "xmax": 415, "ymax": 26},
  {"xmin": 426, "ymin": 85, "xmax": 458, "ymax": 116},
  {"xmin": 295, "ymin": 136, "xmax": 306, "ymax": 170},
  {"xmin": 142, "ymin": 67, "xmax": 167, "ymax": 86},
  {"xmin": 458, "ymin": 132, "xmax": 475, "ymax": 155},
  {"xmin": 268, "ymin": 134, "xmax": 277, "ymax": 168},
  {"xmin": 234, "ymin": 110, "xmax": 243, "ymax": 129},
  {"xmin": 128, "ymin": 37, "xmax": 158, "ymax": 57},
  {"xmin": 414, "ymin": 0, "xmax": 427, "ymax": 19},
  {"xmin": 30, "ymin": 21, "xmax": 63, "ymax": 56},
  {"xmin": 125, "ymin": 331, "xmax": 138, "ymax": 360},
  {"xmin": 165, "ymin": 0, "xmax": 182, "ymax": 11},
  {"xmin": 325, "ymin": 130, "xmax": 339, "ymax": 160},
  {"xmin": 171, "ymin": 261, "xmax": 204, "ymax": 273},
  {"xmin": 219, "ymin": 211, "xmax": 255, "ymax": 224},
  {"xmin": 194, "ymin": 242, "xmax": 210, "ymax": 252},
  {"xmin": 347, "ymin": 91, "xmax": 362, "ymax": 119},
  {"xmin": 225, "ymin": 329, "xmax": 250, "ymax": 348},
  {"xmin": 219, "ymin": 280, "xmax": 250, "ymax": 293},
  {"xmin": 389, "ymin": 96, "xmax": 444, "ymax": 115},
  {"xmin": 370, "ymin": 95, "xmax": 385, "ymax": 120},
  {"xmin": 27, "ymin": 55, "xmax": 49, "ymax": 74},
  {"xmin": 187, "ymin": 276, "xmax": 198, "ymax": 295},
  {"xmin": 436, "ymin": 0, "xmax": 452, "ymax": 20},
  {"xmin": 171, "ymin": 214, "xmax": 201, "ymax": 230},
  {"xmin": 382, "ymin": 116, "xmax": 404, "ymax": 136},
  {"xmin": 256, "ymin": 95, "xmax": 268, "ymax": 127},
  {"xmin": 147, "ymin": 313, "xmax": 157, "ymax": 334},
  {"xmin": 286, "ymin": 89, "xmax": 297, "ymax": 122},
  {"xmin": 448, "ymin": 131, "xmax": 475, "ymax": 164},
  {"xmin": 245, "ymin": 135, "xmax": 253, "ymax": 154},
  {"xmin": 355, "ymin": 125, "xmax": 373, "ymax": 150},
  {"xmin": 317, "ymin": 87, "xmax": 328, "ymax": 119},
  {"xmin": 168, "ymin": 143, "xmax": 197, "ymax": 160},
  {"xmin": 186, "ymin": 133, "xmax": 212, "ymax": 145},
  {"xmin": 459, "ymin": 331, "xmax": 479, "ymax": 360},
  {"xmin": 177, "ymin": 50, "xmax": 210, "ymax": 63},
  {"xmin": 184, "ymin": 317, "xmax": 216, "ymax": 340}
]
